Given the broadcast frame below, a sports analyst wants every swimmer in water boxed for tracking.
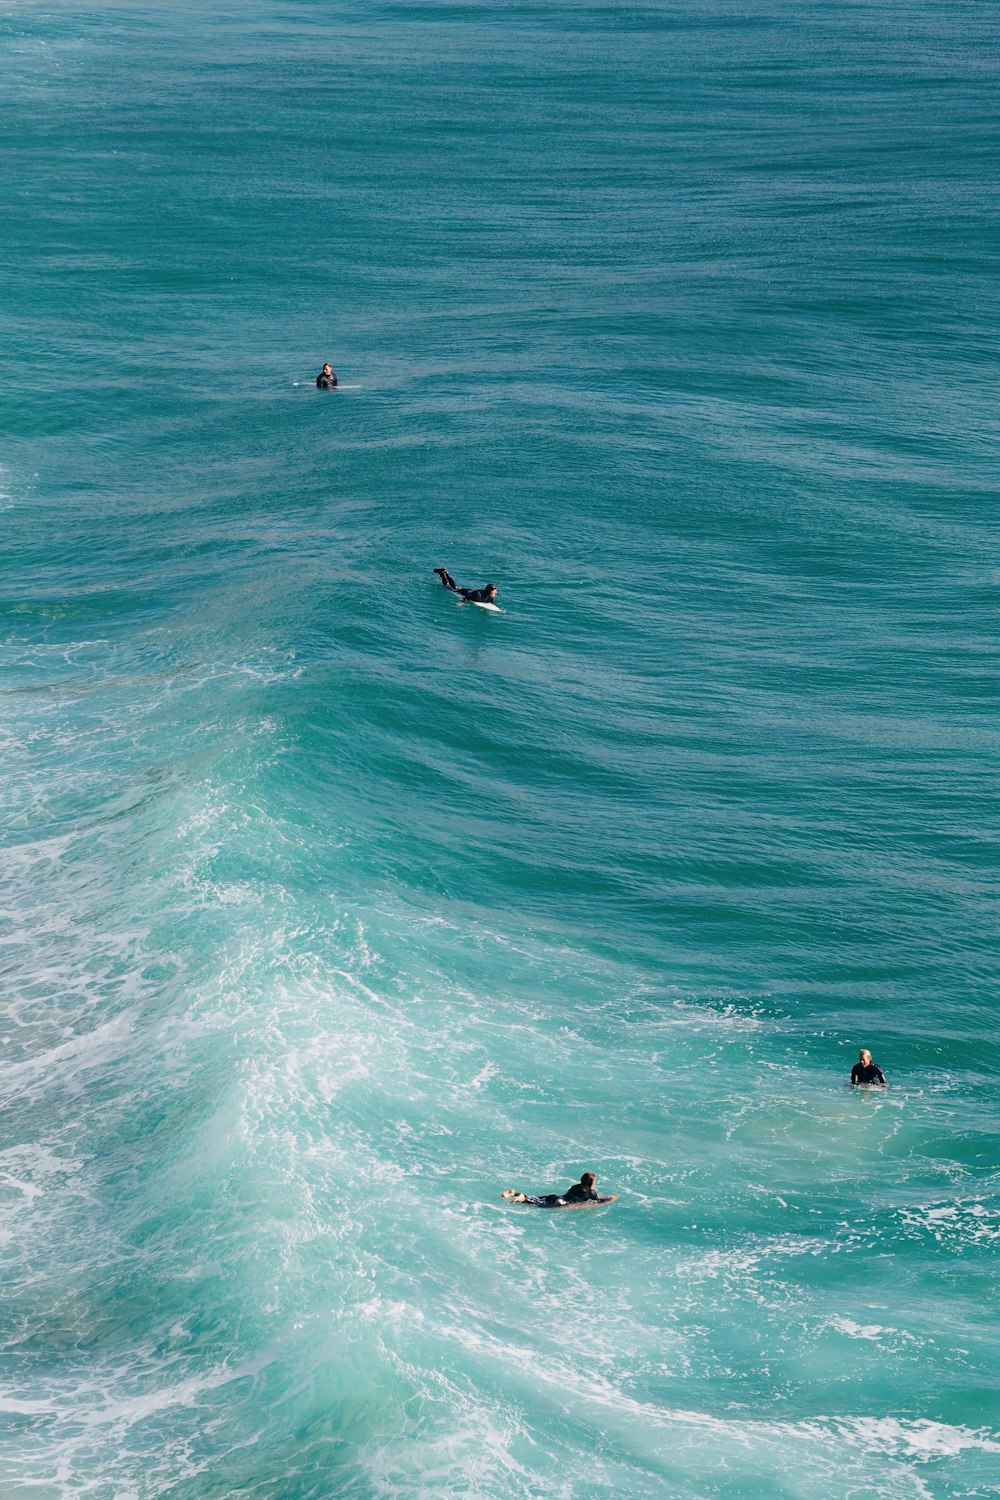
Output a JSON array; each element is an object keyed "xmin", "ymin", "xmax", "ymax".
[
  {"xmin": 316, "ymin": 363, "xmax": 338, "ymax": 389},
  {"xmin": 851, "ymin": 1049, "xmax": 887, "ymax": 1086},
  {"xmin": 434, "ymin": 567, "xmax": 498, "ymax": 606},
  {"xmin": 501, "ymin": 1171, "xmax": 615, "ymax": 1207}
]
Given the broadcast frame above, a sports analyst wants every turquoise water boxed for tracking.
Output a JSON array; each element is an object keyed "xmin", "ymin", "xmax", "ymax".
[{"xmin": 2, "ymin": 1, "xmax": 998, "ymax": 1495}]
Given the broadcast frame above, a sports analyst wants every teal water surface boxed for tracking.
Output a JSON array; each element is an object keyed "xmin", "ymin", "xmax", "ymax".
[{"xmin": 1, "ymin": 2, "xmax": 998, "ymax": 1496}]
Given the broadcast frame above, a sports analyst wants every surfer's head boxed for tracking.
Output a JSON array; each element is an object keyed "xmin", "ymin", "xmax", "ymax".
[
  {"xmin": 484, "ymin": 584, "xmax": 497, "ymax": 600},
  {"xmin": 580, "ymin": 1171, "xmax": 596, "ymax": 1188},
  {"xmin": 859, "ymin": 1049, "xmax": 872, "ymax": 1066},
  {"xmin": 321, "ymin": 363, "xmax": 333, "ymax": 375}
]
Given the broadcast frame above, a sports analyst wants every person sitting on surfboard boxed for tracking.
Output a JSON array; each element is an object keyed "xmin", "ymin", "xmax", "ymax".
[
  {"xmin": 434, "ymin": 567, "xmax": 498, "ymax": 605},
  {"xmin": 501, "ymin": 1171, "xmax": 616, "ymax": 1207},
  {"xmin": 851, "ymin": 1049, "xmax": 887, "ymax": 1086},
  {"xmin": 316, "ymin": 363, "xmax": 338, "ymax": 389}
]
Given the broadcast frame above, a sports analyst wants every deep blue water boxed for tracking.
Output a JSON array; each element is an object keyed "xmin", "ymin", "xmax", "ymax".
[{"xmin": 1, "ymin": 2, "xmax": 998, "ymax": 1496}]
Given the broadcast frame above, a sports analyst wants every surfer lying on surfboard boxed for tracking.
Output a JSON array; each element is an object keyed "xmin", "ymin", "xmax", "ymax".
[
  {"xmin": 501, "ymin": 1171, "xmax": 617, "ymax": 1208},
  {"xmin": 433, "ymin": 567, "xmax": 498, "ymax": 606}
]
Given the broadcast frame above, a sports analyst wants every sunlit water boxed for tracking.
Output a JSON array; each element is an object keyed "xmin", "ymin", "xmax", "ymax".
[{"xmin": 1, "ymin": 2, "xmax": 998, "ymax": 1496}]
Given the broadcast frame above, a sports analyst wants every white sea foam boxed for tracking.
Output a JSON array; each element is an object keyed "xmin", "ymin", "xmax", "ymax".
[
  {"xmin": 898, "ymin": 1200, "xmax": 1000, "ymax": 1246},
  {"xmin": 0, "ymin": 1013, "xmax": 136, "ymax": 1107}
]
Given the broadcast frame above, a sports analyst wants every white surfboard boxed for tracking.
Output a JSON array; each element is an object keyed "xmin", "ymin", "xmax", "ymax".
[{"xmin": 466, "ymin": 600, "xmax": 503, "ymax": 612}]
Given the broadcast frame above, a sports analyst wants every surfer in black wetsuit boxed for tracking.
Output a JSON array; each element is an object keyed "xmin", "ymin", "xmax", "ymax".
[
  {"xmin": 501, "ymin": 1172, "xmax": 615, "ymax": 1207},
  {"xmin": 316, "ymin": 363, "xmax": 338, "ymax": 389},
  {"xmin": 434, "ymin": 567, "xmax": 498, "ymax": 605},
  {"xmin": 851, "ymin": 1049, "xmax": 887, "ymax": 1086}
]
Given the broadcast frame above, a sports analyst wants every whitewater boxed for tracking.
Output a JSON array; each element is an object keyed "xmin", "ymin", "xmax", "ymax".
[{"xmin": 2, "ymin": 2, "xmax": 998, "ymax": 1496}]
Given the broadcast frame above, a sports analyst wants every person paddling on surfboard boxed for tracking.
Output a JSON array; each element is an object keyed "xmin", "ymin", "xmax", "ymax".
[
  {"xmin": 851, "ymin": 1049, "xmax": 887, "ymax": 1086},
  {"xmin": 501, "ymin": 1171, "xmax": 616, "ymax": 1208},
  {"xmin": 434, "ymin": 567, "xmax": 498, "ymax": 606},
  {"xmin": 316, "ymin": 363, "xmax": 338, "ymax": 389}
]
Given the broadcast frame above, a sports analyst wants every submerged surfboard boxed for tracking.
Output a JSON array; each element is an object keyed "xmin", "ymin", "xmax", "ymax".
[
  {"xmin": 502, "ymin": 1194, "xmax": 618, "ymax": 1210},
  {"xmin": 550, "ymin": 1195, "xmax": 617, "ymax": 1210}
]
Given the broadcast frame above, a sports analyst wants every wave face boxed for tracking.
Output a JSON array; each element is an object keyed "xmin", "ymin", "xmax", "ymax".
[{"xmin": 1, "ymin": 1, "xmax": 998, "ymax": 1495}]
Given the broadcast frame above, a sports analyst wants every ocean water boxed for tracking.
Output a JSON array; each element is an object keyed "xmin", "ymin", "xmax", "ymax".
[{"xmin": 1, "ymin": 1, "xmax": 998, "ymax": 1495}]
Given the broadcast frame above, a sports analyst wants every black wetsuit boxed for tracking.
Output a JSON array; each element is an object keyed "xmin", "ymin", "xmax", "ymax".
[
  {"xmin": 851, "ymin": 1061, "xmax": 887, "ymax": 1086},
  {"xmin": 434, "ymin": 567, "xmax": 494, "ymax": 603},
  {"xmin": 520, "ymin": 1181, "xmax": 613, "ymax": 1207},
  {"xmin": 316, "ymin": 370, "xmax": 338, "ymax": 389}
]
